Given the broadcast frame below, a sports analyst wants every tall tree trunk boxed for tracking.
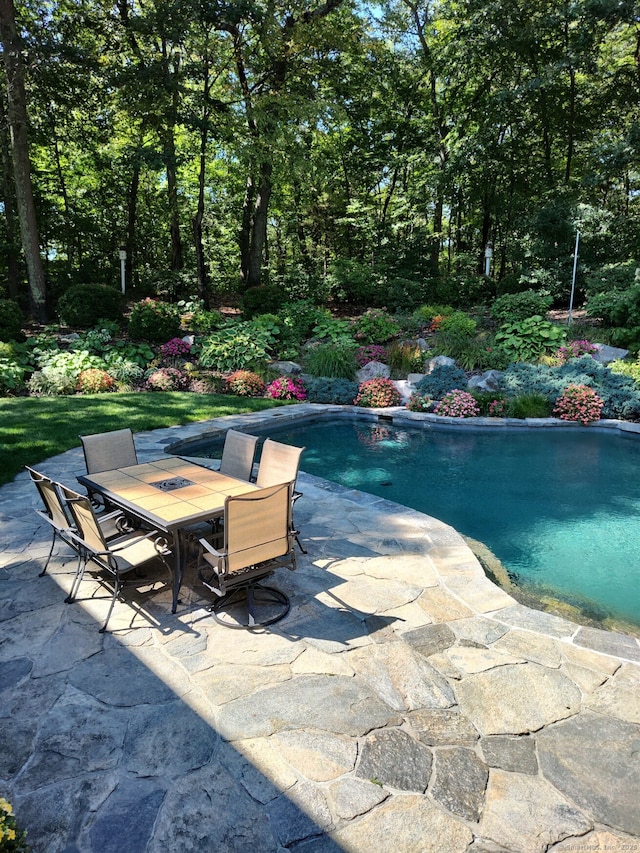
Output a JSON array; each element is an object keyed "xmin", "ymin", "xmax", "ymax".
[
  {"xmin": 0, "ymin": 92, "xmax": 20, "ymax": 298},
  {"xmin": 0, "ymin": 0, "xmax": 47, "ymax": 320},
  {"xmin": 193, "ymin": 129, "xmax": 209, "ymax": 306},
  {"xmin": 247, "ymin": 161, "xmax": 272, "ymax": 288},
  {"xmin": 238, "ymin": 173, "xmax": 254, "ymax": 288},
  {"xmin": 125, "ymin": 152, "xmax": 140, "ymax": 284}
]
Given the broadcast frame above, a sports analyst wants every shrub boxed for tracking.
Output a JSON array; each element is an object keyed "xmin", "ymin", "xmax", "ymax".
[
  {"xmin": 355, "ymin": 344, "xmax": 387, "ymax": 367},
  {"xmin": 326, "ymin": 258, "xmax": 378, "ymax": 307},
  {"xmin": 311, "ymin": 315, "xmax": 354, "ymax": 346},
  {"xmin": 507, "ymin": 393, "xmax": 553, "ymax": 419},
  {"xmin": 610, "ymin": 357, "xmax": 640, "ymax": 385},
  {"xmin": 412, "ymin": 304, "xmax": 454, "ymax": 322},
  {"xmin": 0, "ymin": 797, "xmax": 28, "ymax": 852},
  {"xmin": 435, "ymin": 389, "xmax": 480, "ymax": 418},
  {"xmin": 0, "ymin": 299, "xmax": 24, "ymax": 341},
  {"xmin": 352, "ymin": 308, "xmax": 400, "ymax": 344},
  {"xmin": 57, "ymin": 284, "xmax": 124, "ymax": 328},
  {"xmin": 406, "ymin": 392, "xmax": 432, "ymax": 412},
  {"xmin": 278, "ymin": 300, "xmax": 325, "ymax": 349},
  {"xmin": 266, "ymin": 376, "xmax": 307, "ymax": 400},
  {"xmin": 198, "ymin": 322, "xmax": 272, "ymax": 372},
  {"xmin": 77, "ymin": 368, "xmax": 115, "ymax": 394},
  {"xmin": 0, "ymin": 357, "xmax": 25, "ymax": 395},
  {"xmin": 415, "ymin": 364, "xmax": 468, "ymax": 399},
  {"xmin": 27, "ymin": 366, "xmax": 78, "ymax": 396},
  {"xmin": 242, "ymin": 284, "xmax": 286, "ymax": 318},
  {"xmin": 438, "ymin": 311, "xmax": 477, "ymax": 337},
  {"xmin": 472, "ymin": 391, "xmax": 509, "ymax": 417},
  {"xmin": 105, "ymin": 356, "xmax": 144, "ymax": 386},
  {"xmin": 491, "ymin": 289, "xmax": 553, "ymax": 323},
  {"xmin": 354, "ymin": 377, "xmax": 401, "ymax": 408},
  {"xmin": 304, "ymin": 377, "xmax": 359, "ymax": 404},
  {"xmin": 225, "ymin": 370, "xmax": 266, "ymax": 397},
  {"xmin": 304, "ymin": 342, "xmax": 356, "ymax": 379},
  {"xmin": 387, "ymin": 341, "xmax": 425, "ymax": 375},
  {"xmin": 160, "ymin": 337, "xmax": 191, "ymax": 361},
  {"xmin": 145, "ymin": 367, "xmax": 189, "ymax": 391},
  {"xmin": 494, "ymin": 316, "xmax": 567, "ymax": 363},
  {"xmin": 553, "ymin": 384, "xmax": 604, "ymax": 424},
  {"xmin": 103, "ymin": 340, "xmax": 155, "ymax": 369},
  {"xmin": 128, "ymin": 298, "xmax": 181, "ymax": 343}
]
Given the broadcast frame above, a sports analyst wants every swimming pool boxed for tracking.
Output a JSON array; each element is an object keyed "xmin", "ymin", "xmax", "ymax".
[{"xmin": 186, "ymin": 417, "xmax": 640, "ymax": 628}]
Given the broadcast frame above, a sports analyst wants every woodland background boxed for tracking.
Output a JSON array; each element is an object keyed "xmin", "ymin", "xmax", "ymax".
[{"xmin": 0, "ymin": 0, "xmax": 638, "ymax": 321}]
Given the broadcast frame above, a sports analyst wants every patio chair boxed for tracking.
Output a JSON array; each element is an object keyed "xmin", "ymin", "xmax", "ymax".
[
  {"xmin": 25, "ymin": 467, "xmax": 130, "ymax": 577},
  {"xmin": 255, "ymin": 439, "xmax": 307, "ymax": 553},
  {"xmin": 80, "ymin": 427, "xmax": 139, "ymax": 512},
  {"xmin": 219, "ymin": 429, "xmax": 259, "ymax": 482},
  {"xmin": 197, "ymin": 481, "xmax": 296, "ymax": 628},
  {"xmin": 64, "ymin": 492, "xmax": 172, "ymax": 633}
]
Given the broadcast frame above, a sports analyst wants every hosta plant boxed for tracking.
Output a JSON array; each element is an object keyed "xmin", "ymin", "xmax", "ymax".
[
  {"xmin": 266, "ymin": 376, "xmax": 307, "ymax": 400},
  {"xmin": 435, "ymin": 389, "xmax": 480, "ymax": 418},
  {"xmin": 145, "ymin": 367, "xmax": 190, "ymax": 391},
  {"xmin": 553, "ymin": 384, "xmax": 604, "ymax": 425},
  {"xmin": 225, "ymin": 370, "xmax": 266, "ymax": 397},
  {"xmin": 354, "ymin": 377, "xmax": 401, "ymax": 408},
  {"xmin": 77, "ymin": 368, "xmax": 115, "ymax": 394}
]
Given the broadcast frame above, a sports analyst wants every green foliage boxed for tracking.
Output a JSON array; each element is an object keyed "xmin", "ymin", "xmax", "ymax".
[
  {"xmin": 352, "ymin": 308, "xmax": 400, "ymax": 344},
  {"xmin": 494, "ymin": 316, "xmax": 567, "ymax": 363},
  {"xmin": 128, "ymin": 299, "xmax": 181, "ymax": 343},
  {"xmin": 0, "ymin": 300, "xmax": 24, "ymax": 341},
  {"xmin": 438, "ymin": 311, "xmax": 477, "ymax": 336},
  {"xmin": 304, "ymin": 342, "xmax": 357, "ymax": 379},
  {"xmin": 583, "ymin": 261, "xmax": 638, "ymax": 296},
  {"xmin": 198, "ymin": 322, "xmax": 272, "ymax": 371},
  {"xmin": 311, "ymin": 315, "xmax": 354, "ymax": 345},
  {"xmin": 327, "ymin": 259, "xmax": 378, "ymax": 308},
  {"xmin": 177, "ymin": 299, "xmax": 224, "ymax": 333},
  {"xmin": 610, "ymin": 357, "xmax": 640, "ymax": 385},
  {"xmin": 0, "ymin": 358, "xmax": 26, "ymax": 396},
  {"xmin": 105, "ymin": 357, "xmax": 144, "ymax": 385},
  {"xmin": 585, "ymin": 280, "xmax": 640, "ymax": 335},
  {"xmin": 490, "ymin": 290, "xmax": 553, "ymax": 323},
  {"xmin": 242, "ymin": 285, "xmax": 286, "ymax": 318},
  {"xmin": 27, "ymin": 366, "xmax": 78, "ymax": 396},
  {"xmin": 507, "ymin": 393, "xmax": 553, "ymax": 419},
  {"xmin": 248, "ymin": 315, "xmax": 281, "ymax": 354},
  {"xmin": 104, "ymin": 341, "xmax": 155, "ymax": 369},
  {"xmin": 471, "ymin": 391, "xmax": 509, "ymax": 417},
  {"xmin": 38, "ymin": 349, "xmax": 105, "ymax": 375},
  {"xmin": 354, "ymin": 377, "xmax": 401, "ymax": 408},
  {"xmin": 303, "ymin": 377, "xmax": 359, "ymax": 404},
  {"xmin": 57, "ymin": 284, "xmax": 124, "ymax": 328},
  {"xmin": 276, "ymin": 301, "xmax": 325, "ymax": 355},
  {"xmin": 412, "ymin": 304, "xmax": 455, "ymax": 322},
  {"xmin": 415, "ymin": 364, "xmax": 468, "ymax": 399},
  {"xmin": 387, "ymin": 341, "xmax": 425, "ymax": 375},
  {"xmin": 406, "ymin": 392, "xmax": 432, "ymax": 412}
]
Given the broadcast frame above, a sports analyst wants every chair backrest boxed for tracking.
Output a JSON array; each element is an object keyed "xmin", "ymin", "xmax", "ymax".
[
  {"xmin": 80, "ymin": 428, "xmax": 138, "ymax": 475},
  {"xmin": 219, "ymin": 429, "xmax": 259, "ymax": 481},
  {"xmin": 25, "ymin": 466, "xmax": 71, "ymax": 530},
  {"xmin": 223, "ymin": 482, "xmax": 292, "ymax": 574},
  {"xmin": 255, "ymin": 439, "xmax": 305, "ymax": 489},
  {"xmin": 65, "ymin": 493, "xmax": 109, "ymax": 555}
]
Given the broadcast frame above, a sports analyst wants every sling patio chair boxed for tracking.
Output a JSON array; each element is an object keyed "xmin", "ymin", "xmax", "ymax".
[
  {"xmin": 197, "ymin": 481, "xmax": 297, "ymax": 629},
  {"xmin": 255, "ymin": 438, "xmax": 307, "ymax": 553},
  {"xmin": 64, "ymin": 491, "xmax": 172, "ymax": 633},
  {"xmin": 219, "ymin": 429, "xmax": 259, "ymax": 482},
  {"xmin": 79, "ymin": 427, "xmax": 139, "ymax": 513},
  {"xmin": 26, "ymin": 466, "xmax": 130, "ymax": 578}
]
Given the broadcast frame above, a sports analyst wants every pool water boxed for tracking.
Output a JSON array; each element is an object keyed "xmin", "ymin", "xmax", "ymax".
[{"xmin": 197, "ymin": 420, "xmax": 640, "ymax": 627}]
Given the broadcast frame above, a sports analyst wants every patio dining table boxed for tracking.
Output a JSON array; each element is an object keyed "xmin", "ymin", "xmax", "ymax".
[{"xmin": 77, "ymin": 456, "xmax": 260, "ymax": 614}]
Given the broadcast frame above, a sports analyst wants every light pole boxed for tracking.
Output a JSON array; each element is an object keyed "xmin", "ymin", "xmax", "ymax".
[
  {"xmin": 119, "ymin": 247, "xmax": 127, "ymax": 294},
  {"xmin": 484, "ymin": 244, "xmax": 493, "ymax": 277}
]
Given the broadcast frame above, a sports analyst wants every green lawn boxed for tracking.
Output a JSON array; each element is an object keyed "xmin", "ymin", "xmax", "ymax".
[{"xmin": 0, "ymin": 392, "xmax": 283, "ymax": 487}]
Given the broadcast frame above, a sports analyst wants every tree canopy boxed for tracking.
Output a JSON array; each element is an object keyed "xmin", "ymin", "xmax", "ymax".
[{"xmin": 1, "ymin": 0, "xmax": 638, "ymax": 315}]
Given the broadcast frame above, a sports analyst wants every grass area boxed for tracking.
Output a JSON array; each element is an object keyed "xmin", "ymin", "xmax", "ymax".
[{"xmin": 0, "ymin": 392, "xmax": 283, "ymax": 488}]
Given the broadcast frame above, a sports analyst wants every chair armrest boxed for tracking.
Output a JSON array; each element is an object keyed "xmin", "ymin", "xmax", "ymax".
[{"xmin": 199, "ymin": 538, "xmax": 224, "ymax": 559}]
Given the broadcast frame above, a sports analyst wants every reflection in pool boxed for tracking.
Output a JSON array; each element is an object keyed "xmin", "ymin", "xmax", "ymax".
[{"xmin": 192, "ymin": 419, "xmax": 640, "ymax": 628}]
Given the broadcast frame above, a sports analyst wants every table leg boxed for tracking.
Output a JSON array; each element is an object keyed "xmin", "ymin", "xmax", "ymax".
[{"xmin": 171, "ymin": 529, "xmax": 187, "ymax": 614}]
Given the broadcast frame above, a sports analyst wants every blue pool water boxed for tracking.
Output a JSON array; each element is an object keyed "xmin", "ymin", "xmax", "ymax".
[{"xmin": 195, "ymin": 419, "xmax": 640, "ymax": 627}]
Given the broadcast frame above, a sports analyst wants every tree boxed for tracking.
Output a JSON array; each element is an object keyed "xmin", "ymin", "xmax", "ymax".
[{"xmin": 0, "ymin": 0, "xmax": 46, "ymax": 319}]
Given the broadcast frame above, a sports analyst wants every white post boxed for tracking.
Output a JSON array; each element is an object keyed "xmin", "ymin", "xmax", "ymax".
[
  {"xmin": 484, "ymin": 245, "xmax": 493, "ymax": 277},
  {"xmin": 119, "ymin": 248, "xmax": 127, "ymax": 294},
  {"xmin": 568, "ymin": 232, "xmax": 579, "ymax": 327}
]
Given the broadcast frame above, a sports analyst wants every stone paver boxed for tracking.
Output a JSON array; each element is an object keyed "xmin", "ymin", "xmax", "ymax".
[{"xmin": 1, "ymin": 405, "xmax": 640, "ymax": 852}]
